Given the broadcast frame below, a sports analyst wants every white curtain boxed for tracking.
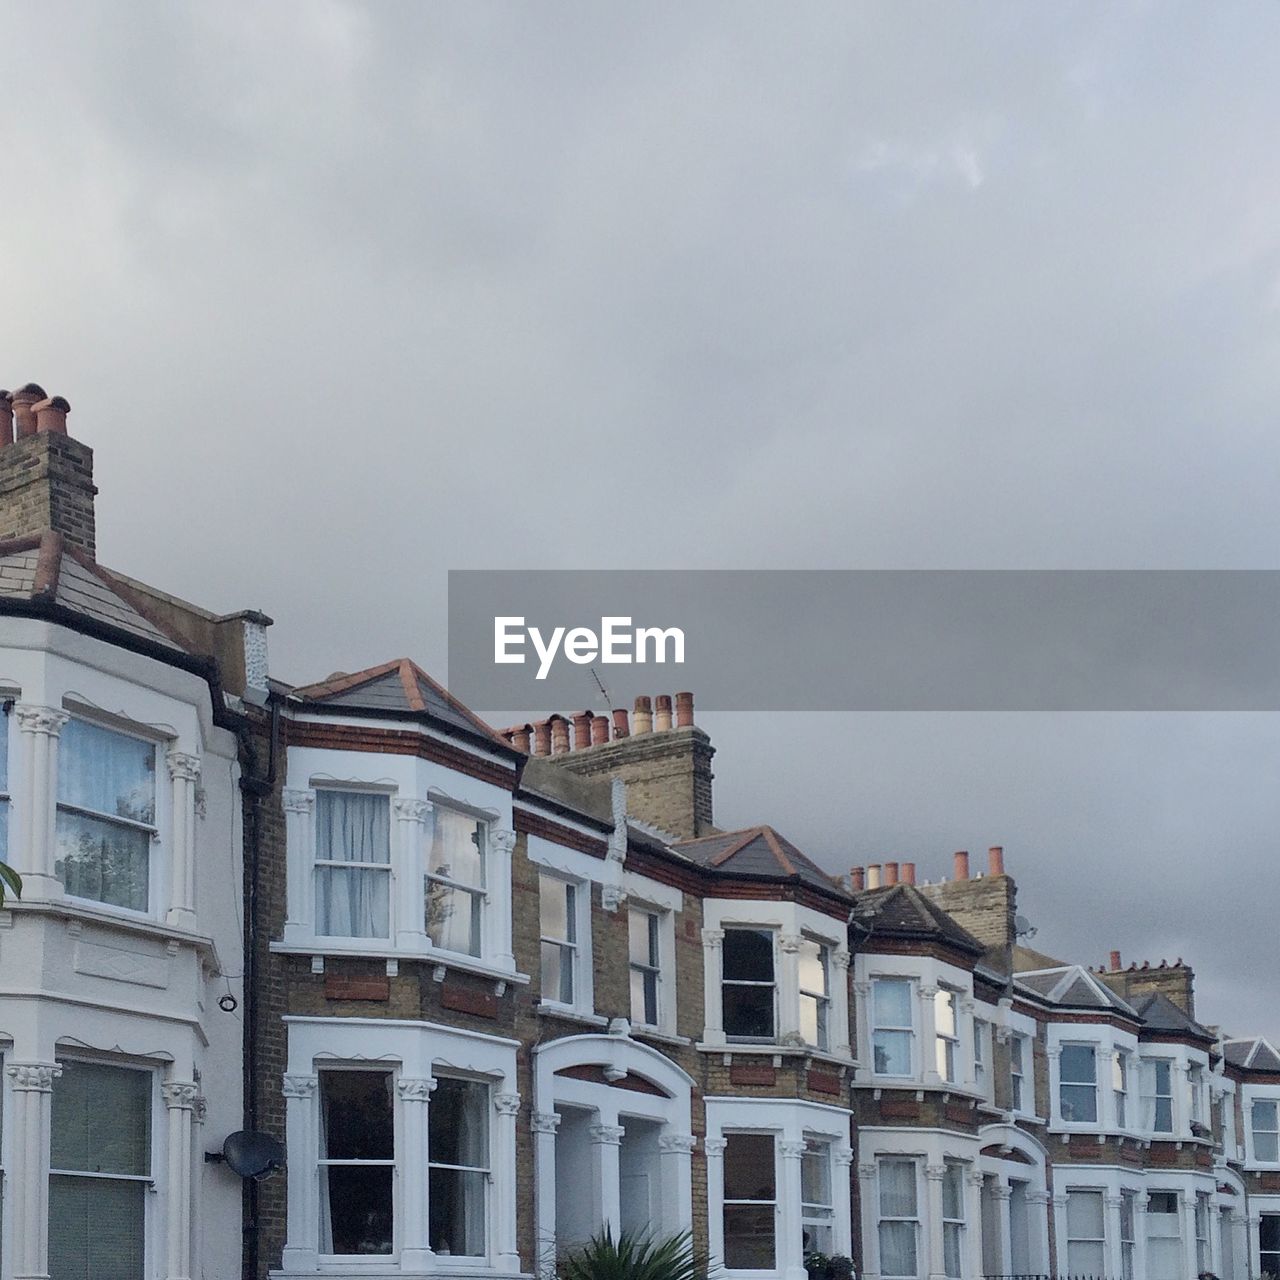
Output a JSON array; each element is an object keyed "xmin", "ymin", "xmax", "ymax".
[
  {"xmin": 315, "ymin": 791, "xmax": 390, "ymax": 938},
  {"xmin": 878, "ymin": 1161, "xmax": 918, "ymax": 1279},
  {"xmin": 317, "ymin": 1093, "xmax": 333, "ymax": 1253},
  {"xmin": 58, "ymin": 718, "xmax": 155, "ymax": 822}
]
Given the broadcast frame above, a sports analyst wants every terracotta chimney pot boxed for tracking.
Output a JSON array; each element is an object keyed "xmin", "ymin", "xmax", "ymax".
[
  {"xmin": 1109, "ymin": 950, "xmax": 1121, "ymax": 971},
  {"xmin": 953, "ymin": 850, "xmax": 970, "ymax": 880},
  {"xmin": 571, "ymin": 711, "xmax": 592, "ymax": 750},
  {"xmin": 987, "ymin": 845, "xmax": 1005, "ymax": 876},
  {"xmin": 591, "ymin": 714, "xmax": 609, "ymax": 745},
  {"xmin": 0, "ymin": 391, "xmax": 12, "ymax": 447},
  {"xmin": 550, "ymin": 715, "xmax": 570, "ymax": 754},
  {"xmin": 675, "ymin": 691, "xmax": 694, "ymax": 727},
  {"xmin": 654, "ymin": 694, "xmax": 673, "ymax": 731},
  {"xmin": 33, "ymin": 396, "xmax": 69, "ymax": 435},
  {"xmin": 511, "ymin": 725, "xmax": 531, "ymax": 753},
  {"xmin": 850, "ymin": 866, "xmax": 865, "ymax": 891},
  {"xmin": 532, "ymin": 720, "xmax": 551, "ymax": 756},
  {"xmin": 612, "ymin": 708, "xmax": 630, "ymax": 739},
  {"xmin": 11, "ymin": 383, "xmax": 44, "ymax": 438},
  {"xmin": 633, "ymin": 695, "xmax": 653, "ymax": 735},
  {"xmin": 866, "ymin": 863, "xmax": 882, "ymax": 889},
  {"xmin": 902, "ymin": 861, "xmax": 916, "ymax": 885},
  {"xmin": 883, "ymin": 860, "xmax": 899, "ymax": 886}
]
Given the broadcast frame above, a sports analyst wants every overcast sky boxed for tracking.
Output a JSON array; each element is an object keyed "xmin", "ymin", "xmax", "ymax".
[{"xmin": 3, "ymin": 3, "xmax": 1278, "ymax": 1039}]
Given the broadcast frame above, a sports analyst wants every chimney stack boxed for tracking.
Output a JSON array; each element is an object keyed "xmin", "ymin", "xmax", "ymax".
[
  {"xmin": 1110, "ymin": 950, "xmax": 1122, "ymax": 972},
  {"xmin": 866, "ymin": 863, "xmax": 882, "ymax": 889},
  {"xmin": 550, "ymin": 715, "xmax": 570, "ymax": 754},
  {"xmin": 953, "ymin": 850, "xmax": 970, "ymax": 881},
  {"xmin": 510, "ymin": 725, "xmax": 531, "ymax": 753},
  {"xmin": 850, "ymin": 866, "xmax": 865, "ymax": 891},
  {"xmin": 988, "ymin": 846, "xmax": 1005, "ymax": 876},
  {"xmin": 0, "ymin": 383, "xmax": 96, "ymax": 556}
]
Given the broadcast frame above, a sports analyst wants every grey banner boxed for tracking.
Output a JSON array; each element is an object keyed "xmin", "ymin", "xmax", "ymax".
[{"xmin": 447, "ymin": 570, "xmax": 1280, "ymax": 713}]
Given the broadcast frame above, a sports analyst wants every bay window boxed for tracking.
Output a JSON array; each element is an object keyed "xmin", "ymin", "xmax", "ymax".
[
  {"xmin": 1143, "ymin": 1060, "xmax": 1174, "ymax": 1134},
  {"xmin": 872, "ymin": 978, "xmax": 914, "ymax": 1076},
  {"xmin": 318, "ymin": 1069, "xmax": 395, "ymax": 1256},
  {"xmin": 722, "ymin": 1133, "xmax": 776, "ymax": 1269},
  {"xmin": 314, "ymin": 790, "xmax": 391, "ymax": 939},
  {"xmin": 877, "ymin": 1159, "xmax": 919, "ymax": 1280},
  {"xmin": 629, "ymin": 907, "xmax": 662, "ymax": 1028},
  {"xmin": 1252, "ymin": 1098, "xmax": 1279, "ymax": 1161},
  {"xmin": 1059, "ymin": 1044, "xmax": 1098, "ymax": 1123},
  {"xmin": 49, "ymin": 1059, "xmax": 151, "ymax": 1280},
  {"xmin": 801, "ymin": 1138, "xmax": 835, "ymax": 1255},
  {"xmin": 934, "ymin": 989, "xmax": 959, "ymax": 1083},
  {"xmin": 942, "ymin": 1162, "xmax": 966, "ymax": 1279},
  {"xmin": 1064, "ymin": 1189, "xmax": 1106, "ymax": 1275},
  {"xmin": 426, "ymin": 806, "xmax": 487, "ymax": 957},
  {"xmin": 539, "ymin": 874, "xmax": 578, "ymax": 1005},
  {"xmin": 55, "ymin": 717, "xmax": 156, "ymax": 913},
  {"xmin": 798, "ymin": 939, "xmax": 831, "ymax": 1051},
  {"xmin": 722, "ymin": 929, "xmax": 776, "ymax": 1041},
  {"xmin": 428, "ymin": 1077, "xmax": 489, "ymax": 1258}
]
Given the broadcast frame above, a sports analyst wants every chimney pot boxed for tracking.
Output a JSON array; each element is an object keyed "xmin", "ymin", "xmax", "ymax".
[
  {"xmin": 675, "ymin": 691, "xmax": 694, "ymax": 727},
  {"xmin": 10, "ymin": 384, "xmax": 43, "ymax": 438},
  {"xmin": 633, "ymin": 695, "xmax": 653, "ymax": 735},
  {"xmin": 33, "ymin": 396, "xmax": 69, "ymax": 435},
  {"xmin": 571, "ymin": 711, "xmax": 592, "ymax": 750},
  {"xmin": 654, "ymin": 694, "xmax": 673, "ymax": 731},
  {"xmin": 550, "ymin": 715, "xmax": 570, "ymax": 754},
  {"xmin": 866, "ymin": 863, "xmax": 882, "ymax": 889},
  {"xmin": 1109, "ymin": 949, "xmax": 1121, "ymax": 971},
  {"xmin": 511, "ymin": 725, "xmax": 531, "ymax": 753},
  {"xmin": 850, "ymin": 866, "xmax": 865, "ymax": 891},
  {"xmin": 612, "ymin": 708, "xmax": 630, "ymax": 739},
  {"xmin": 590, "ymin": 714, "xmax": 609, "ymax": 745},
  {"xmin": 953, "ymin": 850, "xmax": 970, "ymax": 880},
  {"xmin": 902, "ymin": 861, "xmax": 916, "ymax": 885},
  {"xmin": 0, "ymin": 391, "xmax": 11, "ymax": 447},
  {"xmin": 532, "ymin": 720, "xmax": 551, "ymax": 756},
  {"xmin": 883, "ymin": 860, "xmax": 899, "ymax": 886},
  {"xmin": 987, "ymin": 845, "xmax": 1005, "ymax": 876}
]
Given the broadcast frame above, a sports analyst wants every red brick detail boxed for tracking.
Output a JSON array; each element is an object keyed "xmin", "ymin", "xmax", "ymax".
[
  {"xmin": 807, "ymin": 1069, "xmax": 842, "ymax": 1096},
  {"xmin": 1258, "ymin": 1172, "xmax": 1280, "ymax": 1192},
  {"xmin": 943, "ymin": 1101, "xmax": 974, "ymax": 1125},
  {"xmin": 286, "ymin": 721, "xmax": 516, "ymax": 790},
  {"xmin": 730, "ymin": 1063, "xmax": 777, "ymax": 1086},
  {"xmin": 880, "ymin": 1097, "xmax": 921, "ymax": 1119},
  {"xmin": 513, "ymin": 807, "xmax": 608, "ymax": 858},
  {"xmin": 1148, "ymin": 1143, "xmax": 1177, "ymax": 1165},
  {"xmin": 440, "ymin": 982, "xmax": 498, "ymax": 1019},
  {"xmin": 324, "ymin": 975, "xmax": 390, "ymax": 1002}
]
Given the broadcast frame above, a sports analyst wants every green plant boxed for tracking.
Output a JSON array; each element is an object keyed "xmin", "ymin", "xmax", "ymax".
[
  {"xmin": 558, "ymin": 1228, "xmax": 714, "ymax": 1280},
  {"xmin": 0, "ymin": 860, "xmax": 21, "ymax": 908},
  {"xmin": 805, "ymin": 1251, "xmax": 831, "ymax": 1279},
  {"xmin": 828, "ymin": 1256, "xmax": 854, "ymax": 1280}
]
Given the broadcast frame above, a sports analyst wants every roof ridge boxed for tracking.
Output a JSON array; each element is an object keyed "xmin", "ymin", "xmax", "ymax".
[
  {"xmin": 32, "ymin": 530, "xmax": 63, "ymax": 599},
  {"xmin": 760, "ymin": 826, "xmax": 797, "ymax": 876},
  {"xmin": 397, "ymin": 658, "xmax": 428, "ymax": 713},
  {"xmin": 83, "ymin": 552, "xmax": 198, "ymax": 653},
  {"xmin": 708, "ymin": 828, "xmax": 766, "ymax": 867},
  {"xmin": 677, "ymin": 825, "xmax": 766, "ymax": 845},
  {"xmin": 292, "ymin": 658, "xmax": 404, "ymax": 699},
  {"xmin": 401, "ymin": 658, "xmax": 509, "ymax": 746}
]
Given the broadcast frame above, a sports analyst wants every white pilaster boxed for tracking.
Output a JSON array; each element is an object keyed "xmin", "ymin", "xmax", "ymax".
[
  {"xmin": 8, "ymin": 1061, "xmax": 61, "ymax": 1280},
  {"xmin": 701, "ymin": 929, "xmax": 725, "ymax": 1045},
  {"xmin": 831, "ymin": 949, "xmax": 852, "ymax": 1059},
  {"xmin": 1104, "ymin": 1194, "xmax": 1125, "ymax": 1280},
  {"xmin": 589, "ymin": 1123, "xmax": 625, "ymax": 1236},
  {"xmin": 857, "ymin": 1162, "xmax": 880, "ymax": 1280},
  {"xmin": 1026, "ymin": 1189, "xmax": 1053, "ymax": 1275},
  {"xmin": 493, "ymin": 1092, "xmax": 522, "ymax": 1270},
  {"xmin": 919, "ymin": 986, "xmax": 940, "ymax": 1085},
  {"xmin": 489, "ymin": 827, "xmax": 517, "ymax": 970},
  {"xmin": 924, "ymin": 1163, "xmax": 947, "ymax": 1280},
  {"xmin": 162, "ymin": 1080, "xmax": 199, "ymax": 1280},
  {"xmin": 778, "ymin": 1140, "xmax": 808, "ymax": 1280},
  {"xmin": 165, "ymin": 752, "xmax": 200, "ymax": 930},
  {"xmin": 533, "ymin": 1111, "xmax": 562, "ymax": 1272},
  {"xmin": 14, "ymin": 705, "xmax": 68, "ymax": 898},
  {"xmin": 1051, "ymin": 1193, "xmax": 1069, "ymax": 1277},
  {"xmin": 393, "ymin": 799, "xmax": 431, "ymax": 950},
  {"xmin": 974, "ymin": 1172, "xmax": 996, "ymax": 1279},
  {"xmin": 658, "ymin": 1133, "xmax": 697, "ymax": 1237},
  {"xmin": 281, "ymin": 1074, "xmax": 320, "ymax": 1270},
  {"xmin": 1178, "ymin": 1190, "xmax": 1196, "ymax": 1278},
  {"xmin": 832, "ymin": 1148, "xmax": 855, "ymax": 1258},
  {"xmin": 281, "ymin": 790, "xmax": 315, "ymax": 939},
  {"xmin": 778, "ymin": 936, "xmax": 803, "ymax": 1043},
  {"xmin": 397, "ymin": 1077, "xmax": 436, "ymax": 1268}
]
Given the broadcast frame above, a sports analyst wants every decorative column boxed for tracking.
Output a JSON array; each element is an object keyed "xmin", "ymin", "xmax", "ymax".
[
  {"xmin": 975, "ymin": 1174, "xmax": 998, "ymax": 1279},
  {"xmin": 589, "ymin": 1123, "xmax": 626, "ymax": 1236},
  {"xmin": 852, "ymin": 981, "xmax": 873, "ymax": 1082},
  {"xmin": 959, "ymin": 999, "xmax": 977, "ymax": 1089},
  {"xmin": 281, "ymin": 1075, "xmax": 320, "ymax": 1271},
  {"xmin": 393, "ymin": 799, "xmax": 431, "ymax": 951},
  {"xmin": 1209, "ymin": 1196, "xmax": 1224, "ymax": 1278},
  {"xmin": 856, "ymin": 1162, "xmax": 880, "ymax": 1280},
  {"xmin": 13, "ymin": 705, "xmax": 69, "ymax": 898},
  {"xmin": 924, "ymin": 1164, "xmax": 947, "ymax": 1280},
  {"xmin": 918, "ymin": 987, "xmax": 940, "ymax": 1084},
  {"xmin": 658, "ymin": 1133, "xmax": 697, "ymax": 1236},
  {"xmin": 1104, "ymin": 1194, "xmax": 1125, "ymax": 1280},
  {"xmin": 1230, "ymin": 1211, "xmax": 1249, "ymax": 1280},
  {"xmin": 833, "ymin": 1148, "xmax": 855, "ymax": 1258},
  {"xmin": 701, "ymin": 929, "xmax": 725, "ymax": 1045},
  {"xmin": 1133, "ymin": 1192, "xmax": 1150, "ymax": 1280},
  {"xmin": 7, "ymin": 1061, "xmax": 61, "ymax": 1280},
  {"xmin": 1026, "ymin": 1189, "xmax": 1053, "ymax": 1276},
  {"xmin": 165, "ymin": 752, "xmax": 200, "ymax": 930},
  {"xmin": 281, "ymin": 791, "xmax": 315, "ymax": 939},
  {"xmin": 162, "ymin": 1081, "xmax": 200, "ymax": 1280},
  {"xmin": 778, "ymin": 1140, "xmax": 808, "ymax": 1280},
  {"xmin": 1051, "ymin": 1193, "xmax": 1069, "ymax": 1278},
  {"xmin": 397, "ymin": 1077, "xmax": 436, "ymax": 1268},
  {"xmin": 831, "ymin": 949, "xmax": 852, "ymax": 1059},
  {"xmin": 1249, "ymin": 1213, "xmax": 1263, "ymax": 1280},
  {"xmin": 489, "ymin": 828, "xmax": 517, "ymax": 970},
  {"xmin": 1046, "ymin": 1045, "xmax": 1063, "ymax": 1125},
  {"xmin": 532, "ymin": 1112, "xmax": 562, "ymax": 1273},
  {"xmin": 705, "ymin": 1139, "xmax": 728, "ymax": 1267},
  {"xmin": 1178, "ymin": 1190, "xmax": 1196, "ymax": 1278},
  {"xmin": 493, "ymin": 1093, "xmax": 523, "ymax": 1271},
  {"xmin": 777, "ymin": 936, "xmax": 803, "ymax": 1044}
]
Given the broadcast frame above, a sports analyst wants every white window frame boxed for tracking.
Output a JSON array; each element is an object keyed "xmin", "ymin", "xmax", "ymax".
[
  {"xmin": 1251, "ymin": 1095, "xmax": 1280, "ymax": 1164},
  {"xmin": 427, "ymin": 1074, "xmax": 492, "ymax": 1261},
  {"xmin": 1260, "ymin": 1210, "xmax": 1280, "ymax": 1278},
  {"xmin": 1009, "ymin": 1033, "xmax": 1027, "ymax": 1113},
  {"xmin": 800, "ymin": 1135, "xmax": 836, "ymax": 1257},
  {"xmin": 312, "ymin": 786, "xmax": 393, "ymax": 941},
  {"xmin": 1120, "ymin": 1188, "xmax": 1137, "ymax": 1280},
  {"xmin": 1113, "ymin": 1050, "xmax": 1130, "ymax": 1129},
  {"xmin": 1144, "ymin": 1058, "xmax": 1176, "ymax": 1135},
  {"xmin": 1189, "ymin": 1063, "xmax": 1206, "ymax": 1127},
  {"xmin": 934, "ymin": 988, "xmax": 960, "ymax": 1085},
  {"xmin": 538, "ymin": 871, "xmax": 582, "ymax": 1011},
  {"xmin": 628, "ymin": 903, "xmax": 665, "ymax": 1031},
  {"xmin": 871, "ymin": 977, "xmax": 916, "ymax": 1079},
  {"xmin": 1064, "ymin": 1187, "xmax": 1107, "ymax": 1276},
  {"xmin": 1058, "ymin": 1043, "xmax": 1100, "ymax": 1125},
  {"xmin": 877, "ymin": 1156, "xmax": 921, "ymax": 1280},
  {"xmin": 425, "ymin": 803, "xmax": 490, "ymax": 960},
  {"xmin": 941, "ymin": 1160, "xmax": 966, "ymax": 1279},
  {"xmin": 973, "ymin": 1019, "xmax": 989, "ymax": 1100},
  {"xmin": 798, "ymin": 937, "xmax": 831, "ymax": 1053},
  {"xmin": 721, "ymin": 926, "xmax": 778, "ymax": 1044},
  {"xmin": 1195, "ymin": 1190, "xmax": 1211, "ymax": 1274},
  {"xmin": 721, "ymin": 1130, "xmax": 779, "ymax": 1272}
]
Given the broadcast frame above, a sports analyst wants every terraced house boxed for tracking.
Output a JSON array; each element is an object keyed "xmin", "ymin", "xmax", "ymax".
[{"xmin": 2, "ymin": 389, "xmax": 1280, "ymax": 1280}]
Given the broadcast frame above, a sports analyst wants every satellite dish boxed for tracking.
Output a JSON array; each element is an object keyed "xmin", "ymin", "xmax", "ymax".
[
  {"xmin": 1014, "ymin": 913, "xmax": 1037, "ymax": 940},
  {"xmin": 221, "ymin": 1130, "xmax": 284, "ymax": 1179}
]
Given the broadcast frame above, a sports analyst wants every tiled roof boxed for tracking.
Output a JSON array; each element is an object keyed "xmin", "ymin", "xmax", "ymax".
[
  {"xmin": 673, "ymin": 826, "xmax": 849, "ymax": 898},
  {"xmin": 1129, "ymin": 991, "xmax": 1215, "ymax": 1042},
  {"xmin": 290, "ymin": 658, "xmax": 514, "ymax": 752},
  {"xmin": 1223, "ymin": 1037, "xmax": 1280, "ymax": 1071},
  {"xmin": 0, "ymin": 532, "xmax": 191, "ymax": 654},
  {"xmin": 852, "ymin": 883, "xmax": 985, "ymax": 956},
  {"xmin": 1016, "ymin": 964, "xmax": 1138, "ymax": 1016}
]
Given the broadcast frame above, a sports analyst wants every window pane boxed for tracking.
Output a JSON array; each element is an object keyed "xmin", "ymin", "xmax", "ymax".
[
  {"xmin": 934, "ymin": 989, "xmax": 956, "ymax": 1037},
  {"xmin": 878, "ymin": 1160, "xmax": 917, "ymax": 1217},
  {"xmin": 723, "ymin": 984, "xmax": 774, "ymax": 1039},
  {"xmin": 320, "ymin": 1072, "xmax": 393, "ymax": 1160},
  {"xmin": 801, "ymin": 1140, "xmax": 831, "ymax": 1206},
  {"xmin": 55, "ymin": 811, "xmax": 149, "ymax": 912},
  {"xmin": 942, "ymin": 1164, "xmax": 964, "ymax": 1219},
  {"xmin": 1068, "ymin": 1240, "xmax": 1105, "ymax": 1275},
  {"xmin": 1060, "ymin": 1044, "xmax": 1097, "ymax": 1083},
  {"xmin": 316, "ymin": 866, "xmax": 389, "ymax": 939},
  {"xmin": 542, "ymin": 941, "xmax": 573, "ymax": 1004},
  {"xmin": 321, "ymin": 1164, "xmax": 393, "ymax": 1255},
  {"xmin": 430, "ymin": 1167, "xmax": 487, "ymax": 1257},
  {"xmin": 1066, "ymin": 1190, "xmax": 1104, "ymax": 1237},
  {"xmin": 315, "ymin": 791, "xmax": 390, "ymax": 863},
  {"xmin": 429, "ymin": 1078, "xmax": 488, "ymax": 1169},
  {"xmin": 49, "ymin": 1174, "xmax": 146, "ymax": 1280},
  {"xmin": 1255, "ymin": 1100, "xmax": 1278, "ymax": 1129},
  {"xmin": 426, "ymin": 882, "xmax": 482, "ymax": 955},
  {"xmin": 58, "ymin": 719, "xmax": 155, "ymax": 824},
  {"xmin": 874, "ymin": 1029, "xmax": 912, "ymax": 1075},
  {"xmin": 873, "ymin": 978, "xmax": 912, "ymax": 1026},
  {"xmin": 429, "ymin": 808, "xmax": 484, "ymax": 888},
  {"xmin": 540, "ymin": 876, "xmax": 570, "ymax": 941},
  {"xmin": 1257, "ymin": 1131, "xmax": 1280, "ymax": 1162},
  {"xmin": 52, "ymin": 1061, "xmax": 150, "ymax": 1176},
  {"xmin": 630, "ymin": 968, "xmax": 658, "ymax": 1026},
  {"xmin": 800, "ymin": 994, "xmax": 828, "ymax": 1050},
  {"xmin": 1260, "ymin": 1214, "xmax": 1280, "ymax": 1252},
  {"xmin": 724, "ymin": 1205, "xmax": 776, "ymax": 1270},
  {"xmin": 944, "ymin": 1222, "xmax": 963, "ymax": 1279},
  {"xmin": 798, "ymin": 939, "xmax": 827, "ymax": 994},
  {"xmin": 723, "ymin": 929, "xmax": 774, "ymax": 981},
  {"xmin": 723, "ymin": 1133, "xmax": 775, "ymax": 1201},
  {"xmin": 878, "ymin": 1222, "xmax": 917, "ymax": 1278},
  {"xmin": 1061, "ymin": 1082, "xmax": 1098, "ymax": 1123},
  {"xmin": 629, "ymin": 910, "xmax": 659, "ymax": 966}
]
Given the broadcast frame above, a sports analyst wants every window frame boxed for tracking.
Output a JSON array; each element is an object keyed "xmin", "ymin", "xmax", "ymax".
[
  {"xmin": 628, "ymin": 905, "xmax": 664, "ymax": 1031},
  {"xmin": 1120, "ymin": 1188, "xmax": 1137, "ymax": 1280},
  {"xmin": 1113, "ymin": 1050, "xmax": 1130, "ymax": 1129},
  {"xmin": 800, "ymin": 1135, "xmax": 835, "ymax": 1258},
  {"xmin": 1064, "ymin": 1187, "xmax": 1107, "ymax": 1276},
  {"xmin": 721, "ymin": 1131, "xmax": 778, "ymax": 1272},
  {"xmin": 1260, "ymin": 1211, "xmax": 1280, "ymax": 1279},
  {"xmin": 941, "ymin": 1160, "xmax": 966, "ymax": 1280},
  {"xmin": 1144, "ymin": 1057, "xmax": 1175, "ymax": 1135},
  {"xmin": 1009, "ymin": 1033, "xmax": 1027, "ymax": 1112},
  {"xmin": 721, "ymin": 927, "xmax": 778, "ymax": 1044},
  {"xmin": 1058, "ymin": 1042, "xmax": 1100, "ymax": 1125},
  {"xmin": 427, "ymin": 1073, "xmax": 491, "ymax": 1262},
  {"xmin": 538, "ymin": 872, "xmax": 580, "ymax": 1009},
  {"xmin": 876, "ymin": 1157, "xmax": 920, "ymax": 1280},
  {"xmin": 798, "ymin": 937, "xmax": 831, "ymax": 1053},
  {"xmin": 1252, "ymin": 1096, "xmax": 1280, "ymax": 1163},
  {"xmin": 871, "ymin": 977, "xmax": 916, "ymax": 1079},
  {"xmin": 934, "ymin": 987, "xmax": 960, "ymax": 1085},
  {"xmin": 312, "ymin": 787, "xmax": 393, "ymax": 941},
  {"xmin": 425, "ymin": 804, "xmax": 490, "ymax": 960}
]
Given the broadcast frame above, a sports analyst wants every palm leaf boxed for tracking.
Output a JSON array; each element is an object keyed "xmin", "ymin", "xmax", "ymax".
[
  {"xmin": 558, "ymin": 1228, "xmax": 714, "ymax": 1280},
  {"xmin": 0, "ymin": 860, "xmax": 21, "ymax": 909}
]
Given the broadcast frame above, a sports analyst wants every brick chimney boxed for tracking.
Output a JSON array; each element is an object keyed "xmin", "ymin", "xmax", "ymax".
[
  {"xmin": 0, "ymin": 385, "xmax": 97, "ymax": 556},
  {"xmin": 916, "ymin": 846, "xmax": 1017, "ymax": 952}
]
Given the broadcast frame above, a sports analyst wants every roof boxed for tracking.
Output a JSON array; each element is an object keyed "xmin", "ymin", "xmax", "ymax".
[
  {"xmin": 852, "ymin": 883, "xmax": 985, "ymax": 956},
  {"xmin": 1128, "ymin": 990, "xmax": 1216, "ymax": 1042},
  {"xmin": 1223, "ymin": 1037, "xmax": 1280, "ymax": 1072},
  {"xmin": 0, "ymin": 531, "xmax": 193, "ymax": 655},
  {"xmin": 673, "ymin": 826, "xmax": 849, "ymax": 899},
  {"xmin": 1016, "ymin": 964, "xmax": 1138, "ymax": 1016},
  {"xmin": 290, "ymin": 658, "xmax": 517, "ymax": 754}
]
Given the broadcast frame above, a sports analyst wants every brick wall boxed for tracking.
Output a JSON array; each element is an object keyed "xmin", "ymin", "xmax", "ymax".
[
  {"xmin": 1095, "ymin": 963, "xmax": 1196, "ymax": 1017},
  {"xmin": 916, "ymin": 874, "xmax": 1015, "ymax": 951},
  {"xmin": 0, "ymin": 432, "xmax": 96, "ymax": 555}
]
